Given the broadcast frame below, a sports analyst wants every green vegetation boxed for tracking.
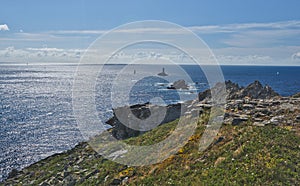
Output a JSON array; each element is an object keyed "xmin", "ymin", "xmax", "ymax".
[{"xmin": 2, "ymin": 110, "xmax": 300, "ymax": 185}]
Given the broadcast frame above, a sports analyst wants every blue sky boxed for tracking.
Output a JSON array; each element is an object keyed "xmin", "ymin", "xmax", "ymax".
[{"xmin": 1, "ymin": 0, "xmax": 300, "ymax": 65}]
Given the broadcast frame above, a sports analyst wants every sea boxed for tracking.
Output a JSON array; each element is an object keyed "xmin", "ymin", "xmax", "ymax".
[{"xmin": 0, "ymin": 63, "xmax": 300, "ymax": 181}]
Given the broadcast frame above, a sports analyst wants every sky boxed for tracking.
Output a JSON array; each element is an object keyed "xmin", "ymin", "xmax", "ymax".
[{"xmin": 1, "ymin": 0, "xmax": 300, "ymax": 65}]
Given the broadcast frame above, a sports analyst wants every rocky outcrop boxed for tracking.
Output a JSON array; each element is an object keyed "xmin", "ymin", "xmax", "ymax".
[
  {"xmin": 234, "ymin": 80, "xmax": 279, "ymax": 99},
  {"xmin": 223, "ymin": 96, "xmax": 300, "ymax": 128},
  {"xmin": 106, "ymin": 102, "xmax": 185, "ymax": 139},
  {"xmin": 167, "ymin": 80, "xmax": 189, "ymax": 90},
  {"xmin": 199, "ymin": 80, "xmax": 279, "ymax": 101},
  {"xmin": 108, "ymin": 80, "xmax": 283, "ymax": 140}
]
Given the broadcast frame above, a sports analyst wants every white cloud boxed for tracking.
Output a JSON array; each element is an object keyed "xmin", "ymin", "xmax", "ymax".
[
  {"xmin": 189, "ymin": 20, "xmax": 300, "ymax": 34},
  {"xmin": 0, "ymin": 24, "xmax": 9, "ymax": 31},
  {"xmin": 0, "ymin": 20, "xmax": 299, "ymax": 65},
  {"xmin": 216, "ymin": 54, "xmax": 273, "ymax": 65},
  {"xmin": 50, "ymin": 20, "xmax": 300, "ymax": 36},
  {"xmin": 0, "ymin": 47, "xmax": 85, "ymax": 63},
  {"xmin": 292, "ymin": 52, "xmax": 300, "ymax": 60}
]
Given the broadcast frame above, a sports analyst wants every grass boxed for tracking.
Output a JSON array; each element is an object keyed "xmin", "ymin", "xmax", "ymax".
[{"xmin": 2, "ymin": 110, "xmax": 300, "ymax": 185}]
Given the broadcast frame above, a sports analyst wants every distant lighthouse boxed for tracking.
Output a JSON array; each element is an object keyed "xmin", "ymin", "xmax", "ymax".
[{"xmin": 157, "ymin": 67, "xmax": 168, "ymax": 76}]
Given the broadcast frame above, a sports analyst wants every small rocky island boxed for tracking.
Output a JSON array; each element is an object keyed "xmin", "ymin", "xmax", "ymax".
[
  {"xmin": 3, "ymin": 80, "xmax": 300, "ymax": 185},
  {"xmin": 167, "ymin": 79, "xmax": 189, "ymax": 90}
]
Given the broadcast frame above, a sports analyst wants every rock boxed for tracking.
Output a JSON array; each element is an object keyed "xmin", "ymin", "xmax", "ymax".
[
  {"xmin": 292, "ymin": 92, "xmax": 300, "ymax": 98},
  {"xmin": 111, "ymin": 178, "xmax": 122, "ymax": 185},
  {"xmin": 253, "ymin": 122, "xmax": 266, "ymax": 127},
  {"xmin": 63, "ymin": 175, "xmax": 76, "ymax": 186},
  {"xmin": 214, "ymin": 136, "xmax": 225, "ymax": 145},
  {"xmin": 240, "ymin": 81, "xmax": 279, "ymax": 99},
  {"xmin": 198, "ymin": 81, "xmax": 231, "ymax": 102},
  {"xmin": 254, "ymin": 118, "xmax": 263, "ymax": 122},
  {"xmin": 242, "ymin": 104, "xmax": 254, "ymax": 110},
  {"xmin": 214, "ymin": 157, "xmax": 226, "ymax": 166},
  {"xmin": 255, "ymin": 108, "xmax": 272, "ymax": 115},
  {"xmin": 39, "ymin": 182, "xmax": 50, "ymax": 186},
  {"xmin": 122, "ymin": 177, "xmax": 129, "ymax": 184},
  {"xmin": 197, "ymin": 103, "xmax": 212, "ymax": 109},
  {"xmin": 63, "ymin": 171, "xmax": 71, "ymax": 178},
  {"xmin": 85, "ymin": 170, "xmax": 99, "ymax": 179},
  {"xmin": 198, "ymin": 80, "xmax": 280, "ymax": 102},
  {"xmin": 270, "ymin": 116, "xmax": 284, "ymax": 125},
  {"xmin": 7, "ymin": 169, "xmax": 18, "ymax": 179},
  {"xmin": 167, "ymin": 79, "xmax": 189, "ymax": 90},
  {"xmin": 231, "ymin": 115, "xmax": 248, "ymax": 126},
  {"xmin": 107, "ymin": 102, "xmax": 185, "ymax": 139}
]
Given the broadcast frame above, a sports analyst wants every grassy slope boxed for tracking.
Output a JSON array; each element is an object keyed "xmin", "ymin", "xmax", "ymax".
[{"xmin": 2, "ymin": 111, "xmax": 300, "ymax": 185}]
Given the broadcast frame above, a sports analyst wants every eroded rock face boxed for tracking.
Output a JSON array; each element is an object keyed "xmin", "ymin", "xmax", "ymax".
[
  {"xmin": 237, "ymin": 81, "xmax": 279, "ymax": 99},
  {"xmin": 167, "ymin": 80, "xmax": 189, "ymax": 90},
  {"xmin": 199, "ymin": 80, "xmax": 279, "ymax": 101},
  {"xmin": 107, "ymin": 80, "xmax": 297, "ymax": 140},
  {"xmin": 224, "ymin": 97, "xmax": 300, "ymax": 128},
  {"xmin": 106, "ymin": 103, "xmax": 184, "ymax": 139}
]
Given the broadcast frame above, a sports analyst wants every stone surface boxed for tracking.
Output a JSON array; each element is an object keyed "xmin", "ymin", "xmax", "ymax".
[
  {"xmin": 167, "ymin": 79, "xmax": 189, "ymax": 90},
  {"xmin": 199, "ymin": 80, "xmax": 280, "ymax": 101},
  {"xmin": 106, "ymin": 103, "xmax": 185, "ymax": 139}
]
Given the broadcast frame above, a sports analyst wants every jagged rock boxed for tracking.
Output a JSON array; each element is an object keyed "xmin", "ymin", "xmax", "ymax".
[
  {"xmin": 167, "ymin": 79, "xmax": 188, "ymax": 90},
  {"xmin": 198, "ymin": 81, "xmax": 230, "ymax": 102},
  {"xmin": 199, "ymin": 80, "xmax": 280, "ymax": 101},
  {"xmin": 107, "ymin": 103, "xmax": 185, "ymax": 139},
  {"xmin": 238, "ymin": 81, "xmax": 279, "ymax": 99}
]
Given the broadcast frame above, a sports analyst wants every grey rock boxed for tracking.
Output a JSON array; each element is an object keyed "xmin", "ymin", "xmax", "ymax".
[
  {"xmin": 231, "ymin": 115, "xmax": 248, "ymax": 126},
  {"xmin": 122, "ymin": 177, "xmax": 129, "ymax": 184},
  {"xmin": 63, "ymin": 175, "xmax": 76, "ymax": 186},
  {"xmin": 111, "ymin": 178, "xmax": 122, "ymax": 185},
  {"xmin": 242, "ymin": 104, "xmax": 254, "ymax": 110},
  {"xmin": 270, "ymin": 116, "xmax": 284, "ymax": 125},
  {"xmin": 167, "ymin": 79, "xmax": 188, "ymax": 90},
  {"xmin": 63, "ymin": 171, "xmax": 71, "ymax": 178},
  {"xmin": 39, "ymin": 182, "xmax": 50, "ymax": 186},
  {"xmin": 198, "ymin": 80, "xmax": 280, "ymax": 102},
  {"xmin": 107, "ymin": 102, "xmax": 185, "ymax": 139},
  {"xmin": 253, "ymin": 122, "xmax": 266, "ymax": 127},
  {"xmin": 7, "ymin": 169, "xmax": 18, "ymax": 179}
]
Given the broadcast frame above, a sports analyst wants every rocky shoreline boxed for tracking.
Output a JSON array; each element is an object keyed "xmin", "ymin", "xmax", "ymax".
[
  {"xmin": 2, "ymin": 80, "xmax": 300, "ymax": 185},
  {"xmin": 106, "ymin": 80, "xmax": 299, "ymax": 140}
]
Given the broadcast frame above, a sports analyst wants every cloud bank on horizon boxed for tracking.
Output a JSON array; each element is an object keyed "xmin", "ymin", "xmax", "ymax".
[
  {"xmin": 0, "ymin": 24, "xmax": 9, "ymax": 31},
  {"xmin": 0, "ymin": 20, "xmax": 299, "ymax": 65}
]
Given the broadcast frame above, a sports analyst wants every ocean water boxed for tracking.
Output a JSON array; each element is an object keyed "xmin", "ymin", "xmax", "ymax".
[{"xmin": 0, "ymin": 64, "xmax": 300, "ymax": 181}]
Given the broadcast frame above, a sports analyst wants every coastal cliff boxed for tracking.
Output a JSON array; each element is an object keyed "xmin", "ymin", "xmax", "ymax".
[{"xmin": 2, "ymin": 80, "xmax": 300, "ymax": 185}]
